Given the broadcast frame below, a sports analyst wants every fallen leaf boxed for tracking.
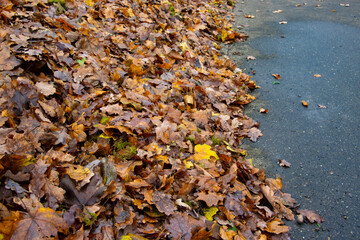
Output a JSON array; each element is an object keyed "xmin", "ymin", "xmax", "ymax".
[
  {"xmin": 247, "ymin": 127, "xmax": 263, "ymax": 142},
  {"xmin": 279, "ymin": 21, "xmax": 288, "ymax": 24},
  {"xmin": 11, "ymin": 207, "xmax": 68, "ymax": 239},
  {"xmin": 203, "ymin": 206, "xmax": 218, "ymax": 221},
  {"xmin": 272, "ymin": 74, "xmax": 281, "ymax": 80},
  {"xmin": 314, "ymin": 74, "xmax": 322, "ymax": 78},
  {"xmin": 151, "ymin": 191, "xmax": 176, "ymax": 216},
  {"xmin": 265, "ymin": 218, "xmax": 289, "ymax": 234},
  {"xmin": 247, "ymin": 55, "xmax": 256, "ymax": 60},
  {"xmin": 318, "ymin": 104, "xmax": 327, "ymax": 109},
  {"xmin": 60, "ymin": 174, "xmax": 105, "ymax": 206},
  {"xmin": 278, "ymin": 159, "xmax": 291, "ymax": 168},
  {"xmin": 194, "ymin": 144, "xmax": 219, "ymax": 161},
  {"xmin": 35, "ymin": 82, "xmax": 56, "ymax": 96},
  {"xmin": 244, "ymin": 14, "xmax": 255, "ymax": 18},
  {"xmin": 273, "ymin": 10, "xmax": 283, "ymax": 13},
  {"xmin": 302, "ymin": 100, "xmax": 309, "ymax": 107},
  {"xmin": 196, "ymin": 191, "xmax": 225, "ymax": 207},
  {"xmin": 297, "ymin": 209, "xmax": 324, "ymax": 223},
  {"xmin": 259, "ymin": 108, "xmax": 268, "ymax": 114}
]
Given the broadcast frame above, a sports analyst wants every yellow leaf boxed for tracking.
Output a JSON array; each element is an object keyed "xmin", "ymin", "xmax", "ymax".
[
  {"xmin": 194, "ymin": 144, "xmax": 219, "ymax": 161},
  {"xmin": 127, "ymin": 8, "xmax": 135, "ymax": 18},
  {"xmin": 221, "ymin": 29, "xmax": 228, "ymax": 42},
  {"xmin": 179, "ymin": 41, "xmax": 190, "ymax": 51},
  {"xmin": 65, "ymin": 165, "xmax": 91, "ymax": 181},
  {"xmin": 204, "ymin": 207, "xmax": 218, "ymax": 221},
  {"xmin": 85, "ymin": 0, "xmax": 94, "ymax": 7},
  {"xmin": 184, "ymin": 160, "xmax": 194, "ymax": 169}
]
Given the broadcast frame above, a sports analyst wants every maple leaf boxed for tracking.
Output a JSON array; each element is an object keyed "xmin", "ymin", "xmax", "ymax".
[
  {"xmin": 165, "ymin": 213, "xmax": 204, "ymax": 240},
  {"xmin": 194, "ymin": 144, "xmax": 219, "ymax": 161},
  {"xmin": 11, "ymin": 207, "xmax": 68, "ymax": 240},
  {"xmin": 151, "ymin": 191, "xmax": 176, "ymax": 216}
]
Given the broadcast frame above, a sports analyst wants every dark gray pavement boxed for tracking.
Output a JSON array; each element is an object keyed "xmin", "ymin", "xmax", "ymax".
[{"xmin": 225, "ymin": 0, "xmax": 360, "ymax": 239}]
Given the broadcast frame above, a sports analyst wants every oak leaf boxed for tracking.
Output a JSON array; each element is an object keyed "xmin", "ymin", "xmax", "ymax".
[
  {"xmin": 297, "ymin": 209, "xmax": 324, "ymax": 223},
  {"xmin": 265, "ymin": 218, "xmax": 289, "ymax": 234},
  {"xmin": 11, "ymin": 207, "xmax": 68, "ymax": 240},
  {"xmin": 196, "ymin": 191, "xmax": 225, "ymax": 207},
  {"xmin": 247, "ymin": 127, "xmax": 263, "ymax": 142}
]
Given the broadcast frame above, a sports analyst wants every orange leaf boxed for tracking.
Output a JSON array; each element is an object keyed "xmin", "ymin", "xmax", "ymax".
[{"xmin": 302, "ymin": 100, "xmax": 309, "ymax": 107}]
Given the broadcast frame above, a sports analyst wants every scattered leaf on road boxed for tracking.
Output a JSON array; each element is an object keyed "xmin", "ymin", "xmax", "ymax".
[
  {"xmin": 278, "ymin": 159, "xmax": 292, "ymax": 168},
  {"xmin": 297, "ymin": 209, "xmax": 325, "ymax": 223},
  {"xmin": 302, "ymin": 100, "xmax": 309, "ymax": 107},
  {"xmin": 272, "ymin": 74, "xmax": 281, "ymax": 80}
]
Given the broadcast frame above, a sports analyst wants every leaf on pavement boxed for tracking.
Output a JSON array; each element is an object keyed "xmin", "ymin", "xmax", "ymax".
[
  {"xmin": 302, "ymin": 100, "xmax": 309, "ymax": 107},
  {"xmin": 247, "ymin": 127, "xmax": 263, "ymax": 142},
  {"xmin": 11, "ymin": 207, "xmax": 68, "ymax": 240},
  {"xmin": 297, "ymin": 209, "xmax": 324, "ymax": 223},
  {"xmin": 272, "ymin": 74, "xmax": 281, "ymax": 80},
  {"xmin": 278, "ymin": 159, "xmax": 291, "ymax": 168}
]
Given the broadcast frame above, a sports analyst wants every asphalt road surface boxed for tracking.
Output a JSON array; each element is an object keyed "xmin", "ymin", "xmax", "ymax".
[{"xmin": 225, "ymin": 0, "xmax": 360, "ymax": 239}]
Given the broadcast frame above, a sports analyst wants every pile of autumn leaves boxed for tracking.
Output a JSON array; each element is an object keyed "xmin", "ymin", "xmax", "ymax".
[{"xmin": 0, "ymin": 0, "xmax": 323, "ymax": 239}]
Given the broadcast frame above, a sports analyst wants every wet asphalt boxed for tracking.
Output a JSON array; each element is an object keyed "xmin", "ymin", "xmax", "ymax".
[{"xmin": 225, "ymin": 0, "xmax": 360, "ymax": 239}]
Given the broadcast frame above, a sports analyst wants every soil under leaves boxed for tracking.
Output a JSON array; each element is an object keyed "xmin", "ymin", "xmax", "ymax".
[{"xmin": 0, "ymin": 0, "xmax": 322, "ymax": 239}]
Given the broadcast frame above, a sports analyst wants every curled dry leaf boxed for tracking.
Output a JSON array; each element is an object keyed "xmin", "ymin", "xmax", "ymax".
[
  {"xmin": 279, "ymin": 21, "xmax": 288, "ymax": 24},
  {"xmin": 272, "ymin": 74, "xmax": 281, "ymax": 80},
  {"xmin": 297, "ymin": 209, "xmax": 324, "ymax": 223},
  {"xmin": 314, "ymin": 74, "xmax": 322, "ymax": 78},
  {"xmin": 244, "ymin": 14, "xmax": 255, "ymax": 18},
  {"xmin": 302, "ymin": 100, "xmax": 309, "ymax": 107},
  {"xmin": 278, "ymin": 159, "xmax": 291, "ymax": 168},
  {"xmin": 247, "ymin": 55, "xmax": 256, "ymax": 60},
  {"xmin": 318, "ymin": 104, "xmax": 327, "ymax": 109},
  {"xmin": 273, "ymin": 10, "xmax": 283, "ymax": 13},
  {"xmin": 259, "ymin": 108, "xmax": 268, "ymax": 114}
]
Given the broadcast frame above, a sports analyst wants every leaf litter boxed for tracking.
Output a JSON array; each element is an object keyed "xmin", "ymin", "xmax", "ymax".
[{"xmin": 0, "ymin": 0, "xmax": 322, "ymax": 239}]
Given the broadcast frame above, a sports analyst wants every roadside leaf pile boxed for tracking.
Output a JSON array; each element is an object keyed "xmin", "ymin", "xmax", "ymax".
[{"xmin": 0, "ymin": 0, "xmax": 322, "ymax": 239}]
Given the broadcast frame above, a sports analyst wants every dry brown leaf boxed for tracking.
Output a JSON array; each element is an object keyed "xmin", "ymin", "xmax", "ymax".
[
  {"xmin": 35, "ymin": 82, "xmax": 56, "ymax": 96},
  {"xmin": 247, "ymin": 127, "xmax": 263, "ymax": 142},
  {"xmin": 314, "ymin": 74, "xmax": 322, "ymax": 78},
  {"xmin": 196, "ymin": 191, "xmax": 225, "ymax": 207},
  {"xmin": 265, "ymin": 218, "xmax": 289, "ymax": 234},
  {"xmin": 11, "ymin": 207, "xmax": 68, "ymax": 239},
  {"xmin": 278, "ymin": 159, "xmax": 291, "ymax": 168},
  {"xmin": 297, "ymin": 209, "xmax": 324, "ymax": 223}
]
